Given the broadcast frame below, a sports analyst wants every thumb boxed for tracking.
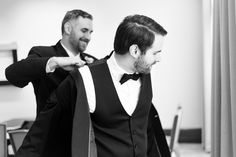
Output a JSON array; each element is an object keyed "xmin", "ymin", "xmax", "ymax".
[
  {"xmin": 75, "ymin": 59, "xmax": 86, "ymax": 68},
  {"xmin": 84, "ymin": 56, "xmax": 94, "ymax": 64}
]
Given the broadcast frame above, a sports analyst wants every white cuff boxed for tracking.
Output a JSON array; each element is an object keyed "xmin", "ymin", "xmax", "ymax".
[{"xmin": 46, "ymin": 58, "xmax": 56, "ymax": 73}]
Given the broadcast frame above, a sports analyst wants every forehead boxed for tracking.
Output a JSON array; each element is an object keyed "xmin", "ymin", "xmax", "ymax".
[
  {"xmin": 149, "ymin": 34, "xmax": 164, "ymax": 51},
  {"xmin": 72, "ymin": 17, "xmax": 93, "ymax": 29}
]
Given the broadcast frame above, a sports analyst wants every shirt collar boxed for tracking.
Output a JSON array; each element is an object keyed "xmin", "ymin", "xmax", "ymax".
[
  {"xmin": 107, "ymin": 52, "xmax": 134, "ymax": 82},
  {"xmin": 60, "ymin": 41, "xmax": 75, "ymax": 57}
]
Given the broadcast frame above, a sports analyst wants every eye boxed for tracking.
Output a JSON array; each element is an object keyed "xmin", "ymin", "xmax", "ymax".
[
  {"xmin": 81, "ymin": 28, "xmax": 88, "ymax": 33},
  {"xmin": 154, "ymin": 50, "xmax": 161, "ymax": 55}
]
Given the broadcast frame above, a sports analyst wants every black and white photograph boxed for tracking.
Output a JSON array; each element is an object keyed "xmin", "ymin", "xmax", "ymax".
[{"xmin": 0, "ymin": 0, "xmax": 235, "ymax": 157}]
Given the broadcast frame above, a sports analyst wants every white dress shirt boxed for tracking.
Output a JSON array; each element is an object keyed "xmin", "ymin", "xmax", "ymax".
[
  {"xmin": 60, "ymin": 41, "xmax": 75, "ymax": 57},
  {"xmin": 79, "ymin": 53, "xmax": 141, "ymax": 116}
]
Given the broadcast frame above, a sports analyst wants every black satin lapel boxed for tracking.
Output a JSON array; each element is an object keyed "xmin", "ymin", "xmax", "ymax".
[
  {"xmin": 71, "ymin": 71, "xmax": 90, "ymax": 157},
  {"xmin": 55, "ymin": 41, "xmax": 69, "ymax": 57}
]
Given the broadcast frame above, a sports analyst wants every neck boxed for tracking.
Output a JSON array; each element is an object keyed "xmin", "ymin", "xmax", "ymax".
[
  {"xmin": 61, "ymin": 38, "xmax": 80, "ymax": 56},
  {"xmin": 114, "ymin": 52, "xmax": 136, "ymax": 73}
]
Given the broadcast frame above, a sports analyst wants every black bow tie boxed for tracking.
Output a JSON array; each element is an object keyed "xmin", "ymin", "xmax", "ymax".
[{"xmin": 120, "ymin": 73, "xmax": 142, "ymax": 84}]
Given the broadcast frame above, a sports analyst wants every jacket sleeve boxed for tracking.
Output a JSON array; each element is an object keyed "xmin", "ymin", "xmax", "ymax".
[
  {"xmin": 147, "ymin": 104, "xmax": 171, "ymax": 157},
  {"xmin": 5, "ymin": 47, "xmax": 50, "ymax": 87}
]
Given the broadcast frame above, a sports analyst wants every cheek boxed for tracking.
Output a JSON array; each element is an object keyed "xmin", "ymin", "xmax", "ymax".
[
  {"xmin": 156, "ymin": 54, "xmax": 162, "ymax": 62},
  {"xmin": 73, "ymin": 29, "xmax": 83, "ymax": 38},
  {"xmin": 145, "ymin": 55, "xmax": 155, "ymax": 64},
  {"xmin": 76, "ymin": 32, "xmax": 83, "ymax": 38}
]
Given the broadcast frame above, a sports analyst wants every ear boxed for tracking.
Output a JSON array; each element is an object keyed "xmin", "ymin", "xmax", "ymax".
[
  {"xmin": 129, "ymin": 44, "xmax": 141, "ymax": 59},
  {"xmin": 64, "ymin": 22, "xmax": 72, "ymax": 35}
]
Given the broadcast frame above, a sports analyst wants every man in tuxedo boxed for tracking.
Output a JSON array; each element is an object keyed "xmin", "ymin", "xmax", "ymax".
[
  {"xmin": 5, "ymin": 9, "xmax": 97, "ymax": 114},
  {"xmin": 16, "ymin": 14, "xmax": 170, "ymax": 157}
]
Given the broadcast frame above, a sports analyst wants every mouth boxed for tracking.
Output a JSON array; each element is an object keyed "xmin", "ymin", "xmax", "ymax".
[
  {"xmin": 80, "ymin": 38, "xmax": 89, "ymax": 44},
  {"xmin": 152, "ymin": 61, "xmax": 157, "ymax": 66},
  {"xmin": 80, "ymin": 40, "xmax": 88, "ymax": 45}
]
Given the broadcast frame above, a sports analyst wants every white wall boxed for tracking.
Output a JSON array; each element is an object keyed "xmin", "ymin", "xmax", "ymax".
[
  {"xmin": 0, "ymin": 0, "xmax": 204, "ymax": 129},
  {"xmin": 202, "ymin": 0, "xmax": 213, "ymax": 151}
]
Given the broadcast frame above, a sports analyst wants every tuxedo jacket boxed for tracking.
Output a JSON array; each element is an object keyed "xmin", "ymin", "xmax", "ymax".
[
  {"xmin": 5, "ymin": 41, "xmax": 97, "ymax": 114},
  {"xmin": 16, "ymin": 59, "xmax": 170, "ymax": 157}
]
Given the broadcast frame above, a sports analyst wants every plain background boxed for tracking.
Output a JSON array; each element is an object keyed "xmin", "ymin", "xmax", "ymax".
[{"xmin": 0, "ymin": 0, "xmax": 206, "ymax": 131}]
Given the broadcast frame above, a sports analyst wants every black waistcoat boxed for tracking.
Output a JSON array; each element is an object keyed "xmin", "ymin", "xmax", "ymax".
[{"xmin": 89, "ymin": 61, "xmax": 153, "ymax": 157}]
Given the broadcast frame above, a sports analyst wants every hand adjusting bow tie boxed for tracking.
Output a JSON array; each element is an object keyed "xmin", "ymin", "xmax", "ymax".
[{"xmin": 120, "ymin": 73, "xmax": 142, "ymax": 84}]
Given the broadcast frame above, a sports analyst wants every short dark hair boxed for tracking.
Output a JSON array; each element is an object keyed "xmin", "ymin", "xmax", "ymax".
[
  {"xmin": 114, "ymin": 14, "xmax": 167, "ymax": 55},
  {"xmin": 61, "ymin": 9, "xmax": 93, "ymax": 35}
]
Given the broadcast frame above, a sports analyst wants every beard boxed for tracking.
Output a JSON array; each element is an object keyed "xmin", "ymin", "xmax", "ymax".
[
  {"xmin": 134, "ymin": 56, "xmax": 152, "ymax": 74},
  {"xmin": 69, "ymin": 31, "xmax": 89, "ymax": 53},
  {"xmin": 77, "ymin": 38, "xmax": 89, "ymax": 52}
]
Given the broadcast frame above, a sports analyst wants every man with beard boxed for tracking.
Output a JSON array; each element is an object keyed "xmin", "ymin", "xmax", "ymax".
[
  {"xmin": 5, "ymin": 9, "xmax": 97, "ymax": 115},
  {"xmin": 15, "ymin": 14, "xmax": 170, "ymax": 157}
]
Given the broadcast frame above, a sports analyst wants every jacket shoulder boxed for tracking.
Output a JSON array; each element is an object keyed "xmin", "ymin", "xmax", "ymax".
[
  {"xmin": 29, "ymin": 45, "xmax": 56, "ymax": 57},
  {"xmin": 87, "ymin": 57, "xmax": 107, "ymax": 68}
]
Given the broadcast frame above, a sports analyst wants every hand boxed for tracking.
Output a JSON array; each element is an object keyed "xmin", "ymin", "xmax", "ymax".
[
  {"xmin": 84, "ymin": 56, "xmax": 94, "ymax": 64},
  {"xmin": 48, "ymin": 56, "xmax": 86, "ymax": 71}
]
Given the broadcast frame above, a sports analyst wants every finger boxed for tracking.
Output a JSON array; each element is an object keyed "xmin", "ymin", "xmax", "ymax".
[
  {"xmin": 75, "ymin": 60, "xmax": 86, "ymax": 67},
  {"xmin": 84, "ymin": 56, "xmax": 94, "ymax": 64},
  {"xmin": 71, "ymin": 57, "xmax": 85, "ymax": 64},
  {"xmin": 62, "ymin": 65, "xmax": 76, "ymax": 71}
]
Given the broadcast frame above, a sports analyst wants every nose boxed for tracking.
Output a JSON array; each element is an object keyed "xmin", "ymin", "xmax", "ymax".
[
  {"xmin": 155, "ymin": 53, "xmax": 161, "ymax": 62},
  {"xmin": 84, "ymin": 32, "xmax": 91, "ymax": 41}
]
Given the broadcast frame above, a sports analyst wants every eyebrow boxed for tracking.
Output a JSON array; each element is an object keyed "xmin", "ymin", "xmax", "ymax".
[
  {"xmin": 154, "ymin": 50, "xmax": 162, "ymax": 54},
  {"xmin": 81, "ymin": 28, "xmax": 93, "ymax": 33}
]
